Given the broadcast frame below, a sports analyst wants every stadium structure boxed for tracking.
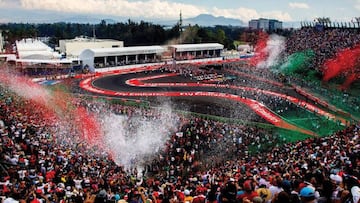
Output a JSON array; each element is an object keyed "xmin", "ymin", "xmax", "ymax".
[{"xmin": 4, "ymin": 37, "xmax": 226, "ymax": 74}]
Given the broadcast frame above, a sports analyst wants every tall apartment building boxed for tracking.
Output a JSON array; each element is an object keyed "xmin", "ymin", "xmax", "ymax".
[{"xmin": 249, "ymin": 18, "xmax": 283, "ymax": 31}]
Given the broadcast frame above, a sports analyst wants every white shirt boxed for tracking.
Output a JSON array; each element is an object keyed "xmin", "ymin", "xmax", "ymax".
[{"xmin": 3, "ymin": 197, "xmax": 19, "ymax": 203}]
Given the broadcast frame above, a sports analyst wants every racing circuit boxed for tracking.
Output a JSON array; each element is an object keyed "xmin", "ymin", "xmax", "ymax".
[{"xmin": 79, "ymin": 62, "xmax": 352, "ymax": 137}]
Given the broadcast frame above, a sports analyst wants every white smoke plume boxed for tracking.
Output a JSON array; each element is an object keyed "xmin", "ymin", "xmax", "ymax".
[
  {"xmin": 101, "ymin": 102, "xmax": 180, "ymax": 171},
  {"xmin": 257, "ymin": 34, "xmax": 286, "ymax": 69}
]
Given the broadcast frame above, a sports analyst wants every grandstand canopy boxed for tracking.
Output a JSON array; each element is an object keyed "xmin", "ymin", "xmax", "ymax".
[
  {"xmin": 18, "ymin": 51, "xmax": 62, "ymax": 60},
  {"xmin": 80, "ymin": 46, "xmax": 165, "ymax": 58},
  {"xmin": 16, "ymin": 38, "xmax": 52, "ymax": 52},
  {"xmin": 16, "ymin": 38, "xmax": 62, "ymax": 60},
  {"xmin": 15, "ymin": 58, "xmax": 73, "ymax": 65},
  {"xmin": 0, "ymin": 54, "xmax": 16, "ymax": 61},
  {"xmin": 168, "ymin": 43, "xmax": 224, "ymax": 52},
  {"xmin": 79, "ymin": 45, "xmax": 165, "ymax": 72}
]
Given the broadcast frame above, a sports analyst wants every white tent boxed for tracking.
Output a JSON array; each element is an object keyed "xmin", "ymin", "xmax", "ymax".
[
  {"xmin": 168, "ymin": 43, "xmax": 224, "ymax": 52},
  {"xmin": 16, "ymin": 38, "xmax": 61, "ymax": 60}
]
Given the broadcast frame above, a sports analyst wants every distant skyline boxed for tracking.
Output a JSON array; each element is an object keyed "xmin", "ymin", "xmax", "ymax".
[{"xmin": 0, "ymin": 0, "xmax": 359, "ymax": 24}]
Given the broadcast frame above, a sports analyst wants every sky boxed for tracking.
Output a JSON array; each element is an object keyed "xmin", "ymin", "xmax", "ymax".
[{"xmin": 0, "ymin": 0, "xmax": 359, "ymax": 24}]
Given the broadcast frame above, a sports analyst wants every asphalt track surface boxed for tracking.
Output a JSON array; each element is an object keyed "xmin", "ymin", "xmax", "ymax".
[
  {"xmin": 79, "ymin": 64, "xmax": 350, "ymax": 137},
  {"xmin": 91, "ymin": 71, "xmax": 264, "ymax": 122}
]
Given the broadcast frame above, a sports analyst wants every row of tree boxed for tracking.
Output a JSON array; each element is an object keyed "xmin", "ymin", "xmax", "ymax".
[{"xmin": 0, "ymin": 20, "xmax": 253, "ymax": 50}]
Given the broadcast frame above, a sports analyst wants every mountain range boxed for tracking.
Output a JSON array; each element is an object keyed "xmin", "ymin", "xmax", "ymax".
[
  {"xmin": 59, "ymin": 14, "xmax": 246, "ymax": 27},
  {"xmin": 0, "ymin": 8, "xmax": 246, "ymax": 27},
  {"xmin": 0, "ymin": 9, "xmax": 300, "ymax": 28},
  {"xmin": 158, "ymin": 14, "xmax": 245, "ymax": 27}
]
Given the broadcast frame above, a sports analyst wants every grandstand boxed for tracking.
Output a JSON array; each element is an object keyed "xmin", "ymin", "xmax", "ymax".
[{"xmin": 79, "ymin": 45, "xmax": 165, "ymax": 72}]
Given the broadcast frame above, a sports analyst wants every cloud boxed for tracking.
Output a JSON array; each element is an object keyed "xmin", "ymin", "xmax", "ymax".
[
  {"xmin": 0, "ymin": 0, "xmax": 21, "ymax": 8},
  {"xmin": 210, "ymin": 7, "xmax": 292, "ymax": 22},
  {"xmin": 289, "ymin": 2, "xmax": 309, "ymax": 9},
  {"xmin": 261, "ymin": 11, "xmax": 292, "ymax": 21},
  {"xmin": 19, "ymin": 0, "xmax": 206, "ymax": 20},
  {"xmin": 211, "ymin": 7, "xmax": 259, "ymax": 22},
  {"xmin": 7, "ymin": 0, "xmax": 293, "ymax": 22},
  {"xmin": 356, "ymin": 0, "xmax": 360, "ymax": 10}
]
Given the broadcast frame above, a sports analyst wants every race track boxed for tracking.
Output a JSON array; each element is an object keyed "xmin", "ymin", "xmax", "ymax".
[{"xmin": 79, "ymin": 64, "xmax": 350, "ymax": 137}]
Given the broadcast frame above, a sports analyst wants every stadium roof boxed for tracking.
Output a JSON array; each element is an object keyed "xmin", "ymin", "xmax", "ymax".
[
  {"xmin": 80, "ymin": 46, "xmax": 165, "ymax": 58},
  {"xmin": 16, "ymin": 38, "xmax": 61, "ymax": 60},
  {"xmin": 18, "ymin": 51, "xmax": 62, "ymax": 60},
  {"xmin": 15, "ymin": 58, "xmax": 73, "ymax": 64},
  {"xmin": 61, "ymin": 36, "xmax": 120, "ymax": 43},
  {"xmin": 0, "ymin": 54, "xmax": 16, "ymax": 61},
  {"xmin": 168, "ymin": 43, "xmax": 224, "ymax": 52},
  {"xmin": 16, "ymin": 38, "xmax": 53, "ymax": 52}
]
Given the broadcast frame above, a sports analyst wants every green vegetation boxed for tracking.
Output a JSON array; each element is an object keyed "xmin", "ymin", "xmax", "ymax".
[
  {"xmin": 282, "ymin": 113, "xmax": 345, "ymax": 137},
  {"xmin": 0, "ymin": 21, "xmax": 243, "ymax": 50},
  {"xmin": 310, "ymin": 86, "xmax": 360, "ymax": 120}
]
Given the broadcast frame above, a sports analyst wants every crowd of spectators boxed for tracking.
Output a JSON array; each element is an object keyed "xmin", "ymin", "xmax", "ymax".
[
  {"xmin": 0, "ymin": 80, "xmax": 359, "ymax": 203},
  {"xmin": 285, "ymin": 27, "xmax": 360, "ymax": 73},
  {"xmin": 160, "ymin": 63, "xmax": 220, "ymax": 80}
]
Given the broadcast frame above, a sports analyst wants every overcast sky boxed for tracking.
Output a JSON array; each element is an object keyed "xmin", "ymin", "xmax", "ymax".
[{"xmin": 0, "ymin": 0, "xmax": 359, "ymax": 23}]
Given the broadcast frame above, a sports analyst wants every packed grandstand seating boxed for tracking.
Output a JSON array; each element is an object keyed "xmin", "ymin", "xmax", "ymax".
[
  {"xmin": 0, "ymin": 26, "xmax": 360, "ymax": 203},
  {"xmin": 285, "ymin": 27, "xmax": 360, "ymax": 72},
  {"xmin": 0, "ymin": 84, "xmax": 359, "ymax": 203}
]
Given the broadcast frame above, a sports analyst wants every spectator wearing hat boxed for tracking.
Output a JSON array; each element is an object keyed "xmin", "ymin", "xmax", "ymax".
[
  {"xmin": 220, "ymin": 178, "xmax": 237, "ymax": 203},
  {"xmin": 95, "ymin": 189, "xmax": 108, "ymax": 203},
  {"xmin": 109, "ymin": 194, "xmax": 121, "ymax": 203},
  {"xmin": 299, "ymin": 187, "xmax": 316, "ymax": 203},
  {"xmin": 237, "ymin": 180, "xmax": 259, "ymax": 203},
  {"xmin": 350, "ymin": 185, "xmax": 360, "ymax": 203},
  {"xmin": 192, "ymin": 188, "xmax": 206, "ymax": 203},
  {"xmin": 256, "ymin": 185, "xmax": 271, "ymax": 203},
  {"xmin": 329, "ymin": 174, "xmax": 344, "ymax": 203},
  {"xmin": 184, "ymin": 189, "xmax": 193, "ymax": 203},
  {"xmin": 303, "ymin": 180, "xmax": 320, "ymax": 201}
]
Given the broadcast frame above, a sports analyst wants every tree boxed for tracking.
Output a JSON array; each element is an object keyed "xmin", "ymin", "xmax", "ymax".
[{"xmin": 215, "ymin": 28, "xmax": 226, "ymax": 44}]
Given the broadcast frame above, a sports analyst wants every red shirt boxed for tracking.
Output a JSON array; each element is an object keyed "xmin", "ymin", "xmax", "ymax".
[
  {"xmin": 192, "ymin": 194, "xmax": 206, "ymax": 203},
  {"xmin": 237, "ymin": 191, "xmax": 259, "ymax": 202}
]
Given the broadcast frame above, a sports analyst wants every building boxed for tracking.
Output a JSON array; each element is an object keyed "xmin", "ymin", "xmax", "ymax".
[
  {"xmin": 249, "ymin": 18, "xmax": 282, "ymax": 31},
  {"xmin": 16, "ymin": 38, "xmax": 62, "ymax": 60},
  {"xmin": 168, "ymin": 43, "xmax": 224, "ymax": 61},
  {"xmin": 79, "ymin": 46, "xmax": 165, "ymax": 72},
  {"xmin": 59, "ymin": 36, "xmax": 124, "ymax": 58},
  {"xmin": 79, "ymin": 43, "xmax": 225, "ymax": 72},
  {"xmin": 9, "ymin": 38, "xmax": 73, "ymax": 76}
]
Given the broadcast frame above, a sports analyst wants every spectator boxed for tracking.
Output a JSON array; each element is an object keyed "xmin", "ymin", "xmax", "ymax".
[
  {"xmin": 237, "ymin": 180, "xmax": 259, "ymax": 203},
  {"xmin": 300, "ymin": 186, "xmax": 318, "ymax": 203},
  {"xmin": 220, "ymin": 178, "xmax": 237, "ymax": 203}
]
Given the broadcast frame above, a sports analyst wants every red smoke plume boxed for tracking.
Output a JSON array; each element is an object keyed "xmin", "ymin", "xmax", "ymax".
[
  {"xmin": 249, "ymin": 31, "xmax": 269, "ymax": 67},
  {"xmin": 322, "ymin": 44, "xmax": 360, "ymax": 89}
]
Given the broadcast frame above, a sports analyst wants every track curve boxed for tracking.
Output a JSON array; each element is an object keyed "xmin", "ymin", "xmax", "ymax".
[{"xmin": 78, "ymin": 61, "xmax": 354, "ymax": 137}]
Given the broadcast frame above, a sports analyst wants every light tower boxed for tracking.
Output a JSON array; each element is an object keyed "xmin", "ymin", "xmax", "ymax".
[
  {"xmin": 92, "ymin": 24, "xmax": 96, "ymax": 42},
  {"xmin": 178, "ymin": 10, "xmax": 183, "ymax": 44},
  {"xmin": 179, "ymin": 10, "xmax": 183, "ymax": 33}
]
